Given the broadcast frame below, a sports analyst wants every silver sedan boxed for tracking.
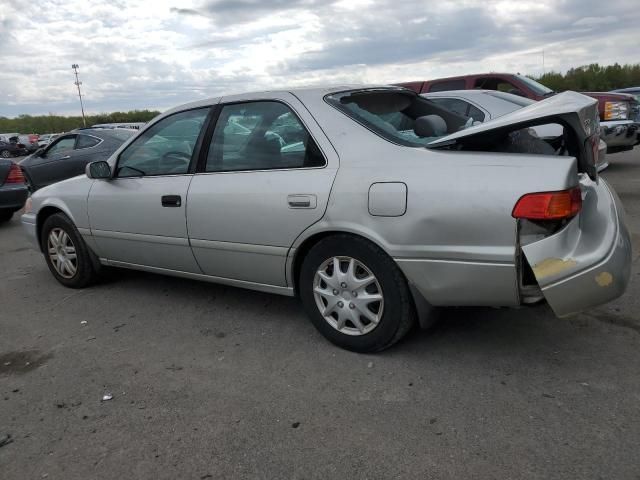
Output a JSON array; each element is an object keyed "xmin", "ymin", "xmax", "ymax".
[{"xmin": 22, "ymin": 86, "xmax": 631, "ymax": 352}]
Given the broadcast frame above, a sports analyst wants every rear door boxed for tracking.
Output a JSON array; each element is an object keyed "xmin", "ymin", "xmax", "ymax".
[{"xmin": 186, "ymin": 93, "xmax": 338, "ymax": 287}]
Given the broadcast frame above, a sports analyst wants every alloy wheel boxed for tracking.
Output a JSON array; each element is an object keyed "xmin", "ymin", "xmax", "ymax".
[
  {"xmin": 47, "ymin": 228, "xmax": 77, "ymax": 279},
  {"xmin": 313, "ymin": 256, "xmax": 384, "ymax": 336}
]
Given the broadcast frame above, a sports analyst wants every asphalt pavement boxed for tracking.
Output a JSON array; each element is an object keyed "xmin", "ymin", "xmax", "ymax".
[{"xmin": 1, "ymin": 149, "xmax": 639, "ymax": 479}]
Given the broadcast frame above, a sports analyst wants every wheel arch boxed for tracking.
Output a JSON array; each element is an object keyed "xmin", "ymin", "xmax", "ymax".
[
  {"xmin": 288, "ymin": 227, "xmax": 438, "ymax": 329},
  {"xmin": 36, "ymin": 205, "xmax": 72, "ymax": 251},
  {"xmin": 289, "ymin": 229, "xmax": 389, "ymax": 295}
]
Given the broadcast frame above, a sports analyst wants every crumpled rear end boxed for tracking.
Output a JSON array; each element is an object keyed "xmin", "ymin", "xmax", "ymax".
[{"xmin": 521, "ymin": 177, "xmax": 631, "ymax": 317}]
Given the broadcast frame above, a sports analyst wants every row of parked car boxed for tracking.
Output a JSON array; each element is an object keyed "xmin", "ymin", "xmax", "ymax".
[
  {"xmin": 0, "ymin": 132, "xmax": 60, "ymax": 159},
  {"xmin": 2, "ymin": 73, "xmax": 638, "ymax": 226}
]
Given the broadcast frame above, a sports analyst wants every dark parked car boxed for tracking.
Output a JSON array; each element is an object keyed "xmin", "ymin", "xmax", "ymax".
[
  {"xmin": 0, "ymin": 160, "xmax": 28, "ymax": 222},
  {"xmin": 396, "ymin": 73, "xmax": 640, "ymax": 153},
  {"xmin": 20, "ymin": 128, "xmax": 136, "ymax": 190},
  {"xmin": 0, "ymin": 139, "xmax": 28, "ymax": 158}
]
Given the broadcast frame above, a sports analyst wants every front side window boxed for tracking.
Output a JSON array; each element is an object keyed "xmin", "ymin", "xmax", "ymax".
[
  {"xmin": 116, "ymin": 108, "xmax": 209, "ymax": 177},
  {"xmin": 46, "ymin": 136, "xmax": 77, "ymax": 157},
  {"xmin": 326, "ymin": 89, "xmax": 468, "ymax": 147},
  {"xmin": 205, "ymin": 101, "xmax": 325, "ymax": 172}
]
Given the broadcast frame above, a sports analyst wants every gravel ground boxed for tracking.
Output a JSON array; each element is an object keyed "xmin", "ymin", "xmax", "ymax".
[{"xmin": 1, "ymin": 148, "xmax": 639, "ymax": 479}]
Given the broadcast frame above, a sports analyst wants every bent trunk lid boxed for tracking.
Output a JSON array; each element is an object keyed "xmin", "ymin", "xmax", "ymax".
[
  {"xmin": 428, "ymin": 91, "xmax": 601, "ymax": 180},
  {"xmin": 520, "ymin": 178, "xmax": 631, "ymax": 317}
]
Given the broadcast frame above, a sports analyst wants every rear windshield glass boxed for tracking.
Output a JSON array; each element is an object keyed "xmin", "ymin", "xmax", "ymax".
[{"xmin": 325, "ymin": 89, "xmax": 468, "ymax": 147}]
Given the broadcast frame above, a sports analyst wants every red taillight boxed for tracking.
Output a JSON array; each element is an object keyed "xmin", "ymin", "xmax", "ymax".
[
  {"xmin": 512, "ymin": 187, "xmax": 582, "ymax": 220},
  {"xmin": 5, "ymin": 164, "xmax": 25, "ymax": 184}
]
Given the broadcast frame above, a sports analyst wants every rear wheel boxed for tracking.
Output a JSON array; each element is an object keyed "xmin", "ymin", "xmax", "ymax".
[
  {"xmin": 1, "ymin": 150, "xmax": 11, "ymax": 158},
  {"xmin": 41, "ymin": 213, "xmax": 100, "ymax": 288},
  {"xmin": 299, "ymin": 235, "xmax": 415, "ymax": 352}
]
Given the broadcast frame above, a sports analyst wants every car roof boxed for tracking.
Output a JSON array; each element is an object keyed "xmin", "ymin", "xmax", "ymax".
[
  {"xmin": 71, "ymin": 128, "xmax": 136, "ymax": 140},
  {"xmin": 158, "ymin": 84, "xmax": 408, "ymax": 117}
]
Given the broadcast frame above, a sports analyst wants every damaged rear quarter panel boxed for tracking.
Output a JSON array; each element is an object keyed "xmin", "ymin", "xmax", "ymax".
[{"xmin": 521, "ymin": 177, "xmax": 632, "ymax": 316}]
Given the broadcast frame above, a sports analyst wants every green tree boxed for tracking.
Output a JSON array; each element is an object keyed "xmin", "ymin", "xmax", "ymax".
[
  {"xmin": 0, "ymin": 110, "xmax": 160, "ymax": 134},
  {"xmin": 533, "ymin": 63, "xmax": 640, "ymax": 92}
]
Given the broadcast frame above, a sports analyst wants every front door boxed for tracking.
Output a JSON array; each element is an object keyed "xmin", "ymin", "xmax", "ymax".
[
  {"xmin": 186, "ymin": 94, "xmax": 338, "ymax": 287},
  {"xmin": 27, "ymin": 134, "xmax": 77, "ymax": 188},
  {"xmin": 88, "ymin": 107, "xmax": 211, "ymax": 272}
]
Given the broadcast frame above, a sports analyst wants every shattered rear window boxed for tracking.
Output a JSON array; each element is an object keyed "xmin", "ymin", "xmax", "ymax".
[{"xmin": 325, "ymin": 89, "xmax": 469, "ymax": 147}]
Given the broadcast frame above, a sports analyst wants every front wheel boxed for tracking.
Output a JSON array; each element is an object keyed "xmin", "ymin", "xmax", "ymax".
[
  {"xmin": 41, "ymin": 213, "xmax": 100, "ymax": 288},
  {"xmin": 0, "ymin": 150, "xmax": 11, "ymax": 158},
  {"xmin": 299, "ymin": 235, "xmax": 415, "ymax": 352}
]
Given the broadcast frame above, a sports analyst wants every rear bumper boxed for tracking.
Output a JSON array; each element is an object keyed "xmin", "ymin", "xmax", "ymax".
[
  {"xmin": 600, "ymin": 120, "xmax": 637, "ymax": 149},
  {"xmin": 522, "ymin": 178, "xmax": 631, "ymax": 317},
  {"xmin": 0, "ymin": 184, "xmax": 28, "ymax": 211}
]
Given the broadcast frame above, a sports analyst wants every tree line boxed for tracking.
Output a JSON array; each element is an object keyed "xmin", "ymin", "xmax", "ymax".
[
  {"xmin": 533, "ymin": 63, "xmax": 640, "ymax": 93},
  {"xmin": 0, "ymin": 110, "xmax": 160, "ymax": 135}
]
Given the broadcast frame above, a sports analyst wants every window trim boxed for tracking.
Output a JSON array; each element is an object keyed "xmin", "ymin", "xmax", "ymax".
[
  {"xmin": 194, "ymin": 98, "xmax": 328, "ymax": 175},
  {"xmin": 112, "ymin": 106, "xmax": 214, "ymax": 179},
  {"xmin": 74, "ymin": 133, "xmax": 104, "ymax": 151}
]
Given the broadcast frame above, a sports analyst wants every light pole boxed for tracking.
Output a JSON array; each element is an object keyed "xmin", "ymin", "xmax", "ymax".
[{"xmin": 71, "ymin": 64, "xmax": 86, "ymax": 127}]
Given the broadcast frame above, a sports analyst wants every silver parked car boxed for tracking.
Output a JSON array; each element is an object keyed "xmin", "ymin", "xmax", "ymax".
[
  {"xmin": 423, "ymin": 89, "xmax": 609, "ymax": 170},
  {"xmin": 22, "ymin": 86, "xmax": 631, "ymax": 352}
]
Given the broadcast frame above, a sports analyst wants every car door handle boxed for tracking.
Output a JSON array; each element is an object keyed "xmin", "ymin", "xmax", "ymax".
[
  {"xmin": 60, "ymin": 155, "xmax": 71, "ymax": 160},
  {"xmin": 161, "ymin": 195, "xmax": 182, "ymax": 207},
  {"xmin": 287, "ymin": 194, "xmax": 317, "ymax": 209}
]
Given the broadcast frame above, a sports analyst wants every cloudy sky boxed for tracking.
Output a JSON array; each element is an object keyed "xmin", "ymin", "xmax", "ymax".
[{"xmin": 0, "ymin": 0, "xmax": 638, "ymax": 117}]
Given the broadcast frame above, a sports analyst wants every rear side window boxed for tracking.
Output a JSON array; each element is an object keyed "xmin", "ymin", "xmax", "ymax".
[
  {"xmin": 428, "ymin": 80, "xmax": 465, "ymax": 92},
  {"xmin": 205, "ymin": 101, "xmax": 325, "ymax": 172},
  {"xmin": 75, "ymin": 134, "xmax": 101, "ymax": 149},
  {"xmin": 326, "ymin": 89, "xmax": 469, "ymax": 147}
]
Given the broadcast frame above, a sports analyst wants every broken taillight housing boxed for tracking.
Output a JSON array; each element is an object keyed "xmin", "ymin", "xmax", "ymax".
[{"xmin": 512, "ymin": 186, "xmax": 582, "ymax": 220}]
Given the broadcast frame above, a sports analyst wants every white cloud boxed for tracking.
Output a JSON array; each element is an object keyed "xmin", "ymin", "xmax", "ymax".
[{"xmin": 0, "ymin": 0, "xmax": 637, "ymax": 117}]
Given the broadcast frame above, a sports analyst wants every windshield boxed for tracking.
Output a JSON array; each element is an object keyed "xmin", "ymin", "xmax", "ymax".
[
  {"xmin": 516, "ymin": 75, "xmax": 554, "ymax": 96},
  {"xmin": 325, "ymin": 89, "xmax": 468, "ymax": 147}
]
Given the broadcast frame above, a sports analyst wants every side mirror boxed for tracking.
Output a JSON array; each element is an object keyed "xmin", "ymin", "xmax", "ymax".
[
  {"xmin": 86, "ymin": 161, "xmax": 112, "ymax": 179},
  {"xmin": 33, "ymin": 148, "xmax": 44, "ymax": 157}
]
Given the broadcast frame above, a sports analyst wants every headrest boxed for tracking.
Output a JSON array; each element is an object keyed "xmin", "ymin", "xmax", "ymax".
[{"xmin": 414, "ymin": 115, "xmax": 447, "ymax": 137}]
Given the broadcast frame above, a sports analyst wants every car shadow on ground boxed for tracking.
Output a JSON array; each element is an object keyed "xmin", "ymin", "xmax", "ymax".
[{"xmin": 96, "ymin": 267, "xmax": 638, "ymax": 366}]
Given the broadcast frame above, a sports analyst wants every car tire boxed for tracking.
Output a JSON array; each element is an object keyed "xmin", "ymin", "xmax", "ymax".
[
  {"xmin": 299, "ymin": 234, "xmax": 415, "ymax": 352},
  {"xmin": 41, "ymin": 213, "xmax": 100, "ymax": 288},
  {"xmin": 0, "ymin": 210, "xmax": 13, "ymax": 222},
  {"xmin": 1, "ymin": 150, "xmax": 11, "ymax": 158}
]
